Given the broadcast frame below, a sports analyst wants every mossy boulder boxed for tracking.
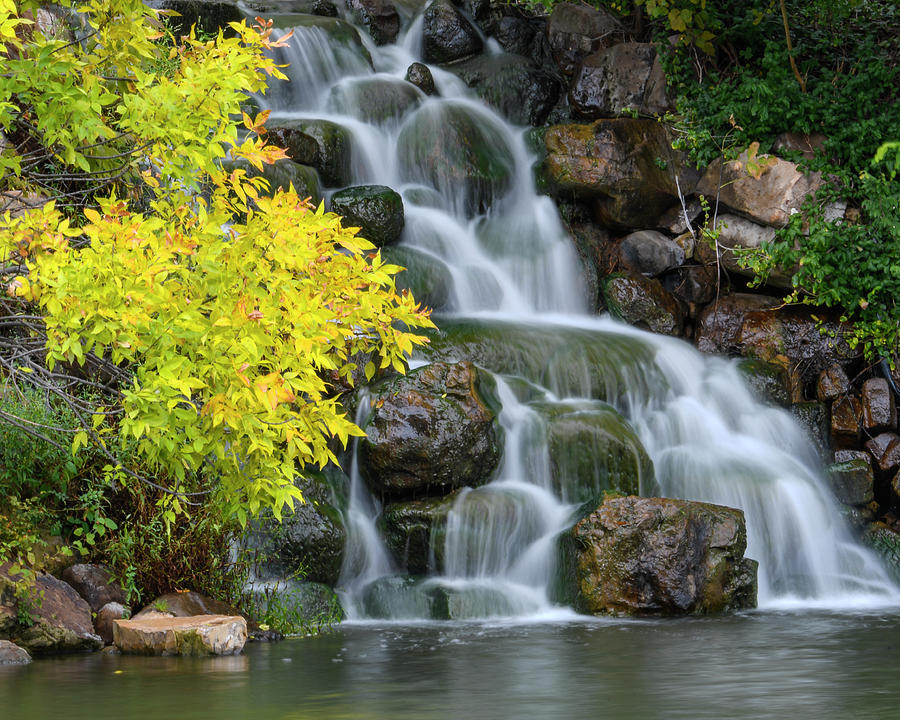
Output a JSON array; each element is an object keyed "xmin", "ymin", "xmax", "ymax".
[
  {"xmin": 222, "ymin": 158, "xmax": 321, "ymax": 206},
  {"xmin": 602, "ymin": 271, "xmax": 684, "ymax": 337},
  {"xmin": 326, "ymin": 77, "xmax": 423, "ymax": 125},
  {"xmin": 378, "ymin": 492, "xmax": 461, "ymax": 574},
  {"xmin": 271, "ymin": 119, "xmax": 352, "ymax": 187},
  {"xmin": 359, "ymin": 361, "xmax": 502, "ymax": 499},
  {"xmin": 380, "ymin": 245, "xmax": 453, "ymax": 311},
  {"xmin": 329, "ymin": 184, "xmax": 405, "ymax": 247}
]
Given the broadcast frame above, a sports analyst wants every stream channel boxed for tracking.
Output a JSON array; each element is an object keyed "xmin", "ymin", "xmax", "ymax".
[{"xmin": 4, "ymin": 2, "xmax": 900, "ymax": 716}]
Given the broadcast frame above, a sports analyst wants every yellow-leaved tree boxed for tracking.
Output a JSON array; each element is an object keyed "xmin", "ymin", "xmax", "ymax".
[{"xmin": 0, "ymin": 0, "xmax": 433, "ymax": 530}]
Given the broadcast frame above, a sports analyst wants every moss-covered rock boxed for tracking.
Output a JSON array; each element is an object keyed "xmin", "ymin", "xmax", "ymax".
[
  {"xmin": 378, "ymin": 492, "xmax": 461, "ymax": 574},
  {"xmin": 380, "ymin": 245, "xmax": 453, "ymax": 311},
  {"xmin": 602, "ymin": 271, "xmax": 684, "ymax": 337},
  {"xmin": 271, "ymin": 119, "xmax": 352, "ymax": 188},
  {"xmin": 326, "ymin": 76, "xmax": 422, "ymax": 125},
  {"xmin": 329, "ymin": 184, "xmax": 404, "ymax": 247}
]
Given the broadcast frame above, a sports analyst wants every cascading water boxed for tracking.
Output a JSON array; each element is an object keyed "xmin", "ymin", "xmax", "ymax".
[{"xmin": 253, "ymin": 3, "xmax": 899, "ymax": 617}]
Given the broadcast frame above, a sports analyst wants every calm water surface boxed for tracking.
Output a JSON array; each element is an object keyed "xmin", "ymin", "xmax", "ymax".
[{"xmin": 3, "ymin": 612, "xmax": 900, "ymax": 719}]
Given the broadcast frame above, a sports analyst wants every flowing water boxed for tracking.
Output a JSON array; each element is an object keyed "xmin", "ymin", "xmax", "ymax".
[{"xmin": 251, "ymin": 4, "xmax": 898, "ymax": 617}]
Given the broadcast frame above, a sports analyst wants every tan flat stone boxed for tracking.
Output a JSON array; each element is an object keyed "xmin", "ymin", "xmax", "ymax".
[{"xmin": 113, "ymin": 614, "xmax": 247, "ymax": 656}]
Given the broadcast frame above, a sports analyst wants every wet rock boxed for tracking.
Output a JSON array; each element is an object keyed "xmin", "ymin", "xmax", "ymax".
[
  {"xmin": 619, "ymin": 230, "xmax": 685, "ymax": 276},
  {"xmin": 406, "ymin": 62, "xmax": 436, "ymax": 95},
  {"xmin": 95, "ymin": 602, "xmax": 130, "ymax": 646},
  {"xmin": 546, "ymin": 3, "xmax": 621, "ymax": 76},
  {"xmin": 658, "ymin": 198, "xmax": 703, "ymax": 235},
  {"xmin": 330, "ymin": 184, "xmax": 405, "ymax": 247},
  {"xmin": 61, "ymin": 564, "xmax": 126, "ymax": 614},
  {"xmin": 422, "ymin": 0, "xmax": 483, "ymax": 65},
  {"xmin": 148, "ymin": 1, "xmax": 243, "ymax": 37},
  {"xmin": 831, "ymin": 395, "xmax": 862, "ymax": 449},
  {"xmin": 693, "ymin": 214, "xmax": 793, "ymax": 289},
  {"xmin": 738, "ymin": 358, "xmax": 792, "ymax": 407},
  {"xmin": 378, "ymin": 493, "xmax": 460, "ymax": 574},
  {"xmin": 695, "ymin": 293, "xmax": 781, "ymax": 355},
  {"xmin": 602, "ymin": 272, "xmax": 683, "ymax": 337},
  {"xmin": 266, "ymin": 127, "xmax": 321, "ymax": 167},
  {"xmin": 828, "ymin": 454, "xmax": 875, "ymax": 506},
  {"xmin": 381, "ymin": 245, "xmax": 453, "ymax": 311},
  {"xmin": 791, "ymin": 401, "xmax": 830, "ymax": 459},
  {"xmin": 448, "ymin": 54, "xmax": 562, "ymax": 127},
  {"xmin": 0, "ymin": 639, "xmax": 31, "ymax": 665},
  {"xmin": 862, "ymin": 523, "xmax": 900, "ymax": 583},
  {"xmin": 861, "ymin": 378, "xmax": 897, "ymax": 433},
  {"xmin": 696, "ymin": 151, "xmax": 825, "ymax": 228},
  {"xmin": 114, "ymin": 615, "xmax": 247, "ymax": 656},
  {"xmin": 542, "ymin": 119, "xmax": 699, "ymax": 229},
  {"xmin": 662, "ymin": 265, "xmax": 718, "ymax": 310},
  {"xmin": 326, "ymin": 76, "xmax": 423, "ymax": 125},
  {"xmin": 359, "ymin": 361, "xmax": 501, "ymax": 499},
  {"xmin": 345, "ymin": 0, "xmax": 400, "ymax": 45},
  {"xmin": 555, "ymin": 496, "xmax": 758, "ymax": 615},
  {"xmin": 271, "ymin": 119, "xmax": 352, "ymax": 187},
  {"xmin": 1, "ymin": 570, "xmax": 102, "ymax": 655},
  {"xmin": 245, "ymin": 0, "xmax": 338, "ymax": 15},
  {"xmin": 865, "ymin": 432, "xmax": 900, "ymax": 474},
  {"xmin": 494, "ymin": 15, "xmax": 536, "ymax": 56},
  {"xmin": 397, "ymin": 102, "xmax": 515, "ymax": 215},
  {"xmin": 817, "ymin": 364, "xmax": 851, "ymax": 402},
  {"xmin": 223, "ymin": 157, "xmax": 322, "ymax": 206},
  {"xmin": 569, "ymin": 43, "xmax": 669, "ymax": 118}
]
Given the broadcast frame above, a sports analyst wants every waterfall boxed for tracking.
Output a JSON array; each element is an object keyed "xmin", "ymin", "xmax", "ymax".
[{"xmin": 254, "ymin": 4, "xmax": 899, "ymax": 617}]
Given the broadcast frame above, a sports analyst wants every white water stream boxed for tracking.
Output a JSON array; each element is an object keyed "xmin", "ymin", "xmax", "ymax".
[{"xmin": 252, "ymin": 4, "xmax": 899, "ymax": 617}]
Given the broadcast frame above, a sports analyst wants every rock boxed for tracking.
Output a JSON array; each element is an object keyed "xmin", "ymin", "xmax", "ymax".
[
  {"xmin": 817, "ymin": 364, "xmax": 851, "ymax": 402},
  {"xmin": 619, "ymin": 230, "xmax": 685, "ymax": 276},
  {"xmin": 113, "ymin": 615, "xmax": 247, "ymax": 656},
  {"xmin": 0, "ymin": 190, "xmax": 47, "ymax": 218},
  {"xmin": 569, "ymin": 43, "xmax": 669, "ymax": 118},
  {"xmin": 555, "ymin": 496, "xmax": 757, "ymax": 615},
  {"xmin": 696, "ymin": 151, "xmax": 825, "ymax": 228},
  {"xmin": 791, "ymin": 401, "xmax": 830, "ymax": 458},
  {"xmin": 134, "ymin": 591, "xmax": 241, "ymax": 620},
  {"xmin": 546, "ymin": 3, "xmax": 621, "ymax": 76},
  {"xmin": 422, "ymin": 0, "xmax": 483, "ymax": 65},
  {"xmin": 862, "ymin": 523, "xmax": 900, "ymax": 583},
  {"xmin": 694, "ymin": 214, "xmax": 793, "ymax": 288},
  {"xmin": 542, "ymin": 119, "xmax": 700, "ymax": 229},
  {"xmin": 95, "ymin": 602, "xmax": 130, "ymax": 646},
  {"xmin": 494, "ymin": 15, "xmax": 536, "ymax": 56},
  {"xmin": 831, "ymin": 395, "xmax": 862, "ymax": 449},
  {"xmin": 772, "ymin": 132, "xmax": 827, "ymax": 161},
  {"xmin": 248, "ymin": 472, "xmax": 346, "ymax": 586},
  {"xmin": 224, "ymin": 157, "xmax": 322, "ymax": 206},
  {"xmin": 1, "ymin": 571, "xmax": 102, "ymax": 655},
  {"xmin": 271, "ymin": 119, "xmax": 352, "ymax": 188},
  {"xmin": 148, "ymin": 1, "xmax": 243, "ymax": 38},
  {"xmin": 397, "ymin": 102, "xmax": 515, "ymax": 215},
  {"xmin": 448, "ymin": 54, "xmax": 562, "ymax": 127},
  {"xmin": 359, "ymin": 361, "xmax": 501, "ymax": 498},
  {"xmin": 329, "ymin": 184, "xmax": 404, "ymax": 247},
  {"xmin": 861, "ymin": 378, "xmax": 897, "ymax": 433},
  {"xmin": 658, "ymin": 198, "xmax": 703, "ymax": 235},
  {"xmin": 738, "ymin": 358, "xmax": 792, "ymax": 407},
  {"xmin": 828, "ymin": 454, "xmax": 875, "ymax": 506},
  {"xmin": 0, "ymin": 639, "xmax": 31, "ymax": 665},
  {"xmin": 695, "ymin": 293, "xmax": 781, "ymax": 355},
  {"xmin": 345, "ymin": 0, "xmax": 400, "ymax": 45},
  {"xmin": 662, "ymin": 264, "xmax": 718, "ymax": 310},
  {"xmin": 378, "ymin": 493, "xmax": 460, "ymax": 574},
  {"xmin": 60, "ymin": 564, "xmax": 126, "ymax": 614},
  {"xmin": 602, "ymin": 272, "xmax": 683, "ymax": 336},
  {"xmin": 380, "ymin": 245, "xmax": 453, "ymax": 311},
  {"xmin": 865, "ymin": 432, "xmax": 900, "ymax": 474},
  {"xmin": 326, "ymin": 77, "xmax": 423, "ymax": 125},
  {"xmin": 405, "ymin": 62, "xmax": 436, "ymax": 95},
  {"xmin": 266, "ymin": 127, "xmax": 321, "ymax": 167},
  {"xmin": 245, "ymin": 0, "xmax": 337, "ymax": 15}
]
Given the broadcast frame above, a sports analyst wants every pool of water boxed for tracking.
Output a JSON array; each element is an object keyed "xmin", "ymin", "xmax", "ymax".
[{"xmin": 4, "ymin": 611, "xmax": 900, "ymax": 719}]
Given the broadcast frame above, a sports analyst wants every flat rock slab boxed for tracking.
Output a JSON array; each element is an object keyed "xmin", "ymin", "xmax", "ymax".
[{"xmin": 113, "ymin": 615, "xmax": 247, "ymax": 656}]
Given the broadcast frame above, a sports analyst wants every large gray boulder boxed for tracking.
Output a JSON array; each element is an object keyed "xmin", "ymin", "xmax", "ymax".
[
  {"xmin": 271, "ymin": 119, "xmax": 352, "ymax": 188},
  {"xmin": 619, "ymin": 229, "xmax": 685, "ymax": 276},
  {"xmin": 359, "ymin": 361, "xmax": 501, "ymax": 498},
  {"xmin": 422, "ymin": 0, "xmax": 483, "ymax": 64},
  {"xmin": 546, "ymin": 2, "xmax": 621, "ymax": 76},
  {"xmin": 0, "ymin": 639, "xmax": 31, "ymax": 665},
  {"xmin": 569, "ymin": 43, "xmax": 669, "ymax": 118},
  {"xmin": 60, "ymin": 564, "xmax": 126, "ymax": 614},
  {"xmin": 555, "ymin": 496, "xmax": 758, "ymax": 615},
  {"xmin": 114, "ymin": 615, "xmax": 247, "ymax": 656},
  {"xmin": 602, "ymin": 272, "xmax": 684, "ymax": 337},
  {"xmin": 345, "ymin": 0, "xmax": 400, "ymax": 45}
]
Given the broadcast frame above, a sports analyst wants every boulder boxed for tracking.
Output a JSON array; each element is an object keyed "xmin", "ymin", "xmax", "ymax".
[
  {"xmin": 738, "ymin": 358, "xmax": 792, "ymax": 408},
  {"xmin": 405, "ymin": 62, "xmax": 436, "ymax": 96},
  {"xmin": 113, "ymin": 615, "xmax": 247, "ymax": 656},
  {"xmin": 422, "ymin": 0, "xmax": 483, "ymax": 64},
  {"xmin": 696, "ymin": 151, "xmax": 825, "ymax": 228},
  {"xmin": 555, "ymin": 496, "xmax": 758, "ymax": 615},
  {"xmin": 695, "ymin": 293, "xmax": 781, "ymax": 355},
  {"xmin": 134, "ymin": 591, "xmax": 241, "ymax": 620},
  {"xmin": 448, "ymin": 54, "xmax": 562, "ymax": 127},
  {"xmin": 245, "ymin": 0, "xmax": 338, "ymax": 15},
  {"xmin": 865, "ymin": 432, "xmax": 900, "ymax": 474},
  {"xmin": 772, "ymin": 131, "xmax": 827, "ymax": 162},
  {"xmin": 861, "ymin": 378, "xmax": 897, "ymax": 433},
  {"xmin": 1, "ymin": 571, "xmax": 102, "ymax": 655},
  {"xmin": 828, "ymin": 453, "xmax": 875, "ymax": 506},
  {"xmin": 542, "ymin": 119, "xmax": 699, "ymax": 229},
  {"xmin": 148, "ymin": 1, "xmax": 243, "ymax": 37},
  {"xmin": 95, "ymin": 602, "xmax": 130, "ymax": 646},
  {"xmin": 223, "ymin": 158, "xmax": 321, "ymax": 206},
  {"xmin": 380, "ymin": 245, "xmax": 454, "ymax": 311},
  {"xmin": 60, "ymin": 564, "xmax": 126, "ymax": 614},
  {"xmin": 345, "ymin": 0, "xmax": 400, "ymax": 45},
  {"xmin": 359, "ymin": 361, "xmax": 501, "ymax": 498},
  {"xmin": 326, "ymin": 77, "xmax": 423, "ymax": 125},
  {"xmin": 619, "ymin": 230, "xmax": 685, "ymax": 276},
  {"xmin": 817, "ymin": 364, "xmax": 851, "ymax": 402},
  {"xmin": 862, "ymin": 523, "xmax": 900, "ymax": 583},
  {"xmin": 546, "ymin": 3, "xmax": 621, "ymax": 76},
  {"xmin": 602, "ymin": 272, "xmax": 683, "ymax": 336},
  {"xmin": 378, "ymin": 493, "xmax": 460, "ymax": 574},
  {"xmin": 266, "ymin": 127, "xmax": 321, "ymax": 167},
  {"xmin": 0, "ymin": 639, "xmax": 31, "ymax": 665},
  {"xmin": 494, "ymin": 15, "xmax": 537, "ymax": 56},
  {"xmin": 831, "ymin": 395, "xmax": 862, "ymax": 449},
  {"xmin": 397, "ymin": 102, "xmax": 515, "ymax": 215},
  {"xmin": 569, "ymin": 43, "xmax": 669, "ymax": 118},
  {"xmin": 662, "ymin": 264, "xmax": 719, "ymax": 310},
  {"xmin": 270, "ymin": 119, "xmax": 352, "ymax": 188},
  {"xmin": 330, "ymin": 184, "xmax": 405, "ymax": 247},
  {"xmin": 790, "ymin": 400, "xmax": 830, "ymax": 458}
]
